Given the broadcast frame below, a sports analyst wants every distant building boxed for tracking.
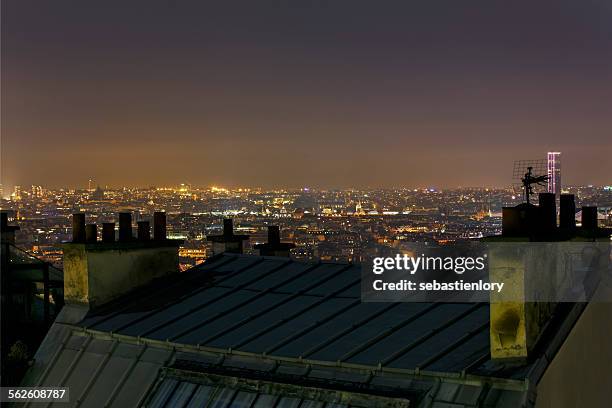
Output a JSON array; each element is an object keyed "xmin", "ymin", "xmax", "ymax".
[{"xmin": 547, "ymin": 152, "xmax": 561, "ymax": 196}]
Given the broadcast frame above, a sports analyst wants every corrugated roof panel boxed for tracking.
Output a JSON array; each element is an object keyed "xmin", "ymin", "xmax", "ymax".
[
  {"xmin": 213, "ymin": 256, "xmax": 263, "ymax": 273},
  {"xmin": 40, "ymin": 349, "xmax": 78, "ymax": 387},
  {"xmin": 423, "ymin": 327, "xmax": 490, "ymax": 372},
  {"xmin": 143, "ymin": 289, "xmax": 264, "ymax": 341},
  {"xmin": 110, "ymin": 361, "xmax": 161, "ymax": 408},
  {"xmin": 148, "ymin": 378, "xmax": 179, "ymax": 408},
  {"xmin": 117, "ymin": 287, "xmax": 235, "ymax": 337},
  {"xmin": 231, "ymin": 390, "xmax": 258, "ymax": 407},
  {"xmin": 336, "ymin": 282, "xmax": 360, "ymax": 298},
  {"xmin": 346, "ymin": 304, "xmax": 474, "ymax": 366},
  {"xmin": 172, "ymin": 292, "xmax": 291, "ymax": 344},
  {"xmin": 80, "ymin": 354, "xmax": 133, "ymax": 407},
  {"xmin": 207, "ymin": 295, "xmax": 322, "ymax": 348},
  {"xmin": 275, "ymin": 263, "xmax": 347, "ymax": 293},
  {"xmin": 52, "ymin": 350, "xmax": 105, "ymax": 406},
  {"xmin": 252, "ymin": 394, "xmax": 278, "ymax": 407},
  {"xmin": 303, "ymin": 268, "xmax": 359, "ymax": 296},
  {"xmin": 245, "ymin": 262, "xmax": 317, "ymax": 290},
  {"xmin": 307, "ymin": 303, "xmax": 435, "ymax": 362},
  {"xmin": 184, "ymin": 385, "xmax": 215, "ymax": 408},
  {"xmin": 389, "ymin": 304, "xmax": 489, "ymax": 368},
  {"xmin": 271, "ymin": 303, "xmax": 393, "ymax": 357},
  {"xmin": 90, "ymin": 310, "xmax": 158, "ymax": 333},
  {"xmin": 165, "ymin": 381, "xmax": 197, "ymax": 408},
  {"xmin": 209, "ymin": 387, "xmax": 237, "ymax": 407},
  {"xmin": 216, "ymin": 258, "xmax": 290, "ymax": 287},
  {"xmin": 277, "ymin": 396, "xmax": 302, "ymax": 408},
  {"xmin": 239, "ymin": 298, "xmax": 357, "ymax": 353}
]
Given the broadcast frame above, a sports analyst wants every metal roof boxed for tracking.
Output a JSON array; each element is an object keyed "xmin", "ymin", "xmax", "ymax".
[
  {"xmin": 78, "ymin": 254, "xmax": 492, "ymax": 376},
  {"xmin": 24, "ymin": 253, "xmax": 583, "ymax": 407},
  {"xmin": 25, "ymin": 329, "xmax": 527, "ymax": 408}
]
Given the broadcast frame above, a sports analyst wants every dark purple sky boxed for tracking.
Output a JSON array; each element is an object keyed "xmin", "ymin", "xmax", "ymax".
[{"xmin": 2, "ymin": 0, "xmax": 611, "ymax": 189}]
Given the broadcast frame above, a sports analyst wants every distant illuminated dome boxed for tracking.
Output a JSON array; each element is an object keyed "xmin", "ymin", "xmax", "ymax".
[{"xmin": 293, "ymin": 208, "xmax": 305, "ymax": 219}]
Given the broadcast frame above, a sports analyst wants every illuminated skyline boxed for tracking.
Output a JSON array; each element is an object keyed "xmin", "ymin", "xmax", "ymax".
[{"xmin": 2, "ymin": 1, "xmax": 611, "ymax": 190}]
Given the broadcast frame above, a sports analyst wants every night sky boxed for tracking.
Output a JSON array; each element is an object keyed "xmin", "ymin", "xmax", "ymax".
[{"xmin": 2, "ymin": 1, "xmax": 611, "ymax": 189}]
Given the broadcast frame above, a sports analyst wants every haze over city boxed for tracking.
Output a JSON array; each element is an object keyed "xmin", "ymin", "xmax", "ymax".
[{"xmin": 2, "ymin": 0, "xmax": 612, "ymax": 190}]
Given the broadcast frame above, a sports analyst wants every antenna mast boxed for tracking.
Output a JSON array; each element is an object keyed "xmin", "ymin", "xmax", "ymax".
[{"xmin": 521, "ymin": 166, "xmax": 549, "ymax": 204}]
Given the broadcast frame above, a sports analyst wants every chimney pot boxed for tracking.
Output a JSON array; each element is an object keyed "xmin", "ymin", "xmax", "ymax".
[
  {"xmin": 559, "ymin": 194, "xmax": 576, "ymax": 230},
  {"xmin": 581, "ymin": 206, "xmax": 598, "ymax": 230},
  {"xmin": 138, "ymin": 221, "xmax": 151, "ymax": 241},
  {"xmin": 85, "ymin": 224, "xmax": 97, "ymax": 243},
  {"xmin": 72, "ymin": 214, "xmax": 86, "ymax": 243},
  {"xmin": 268, "ymin": 226, "xmax": 280, "ymax": 245},
  {"xmin": 102, "ymin": 223, "xmax": 115, "ymax": 243},
  {"xmin": 538, "ymin": 192, "xmax": 556, "ymax": 232},
  {"xmin": 153, "ymin": 211, "xmax": 167, "ymax": 241},
  {"xmin": 118, "ymin": 212, "xmax": 133, "ymax": 242},
  {"xmin": 223, "ymin": 218, "xmax": 234, "ymax": 236}
]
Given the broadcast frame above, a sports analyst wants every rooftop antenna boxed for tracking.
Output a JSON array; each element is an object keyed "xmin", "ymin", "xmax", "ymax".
[
  {"xmin": 512, "ymin": 159, "xmax": 548, "ymax": 204},
  {"xmin": 521, "ymin": 167, "xmax": 549, "ymax": 204}
]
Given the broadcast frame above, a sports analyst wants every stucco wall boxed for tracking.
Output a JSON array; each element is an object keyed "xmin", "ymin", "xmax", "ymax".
[
  {"xmin": 535, "ymin": 284, "xmax": 612, "ymax": 408},
  {"xmin": 62, "ymin": 243, "xmax": 179, "ymax": 308}
]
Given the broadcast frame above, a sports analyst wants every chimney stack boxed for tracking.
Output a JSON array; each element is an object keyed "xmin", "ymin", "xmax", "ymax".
[
  {"xmin": 559, "ymin": 194, "xmax": 576, "ymax": 230},
  {"xmin": 102, "ymin": 223, "xmax": 115, "ymax": 243},
  {"xmin": 62, "ymin": 212, "xmax": 183, "ymax": 309},
  {"xmin": 268, "ymin": 225, "xmax": 281, "ymax": 245},
  {"xmin": 255, "ymin": 225, "xmax": 295, "ymax": 257},
  {"xmin": 137, "ymin": 221, "xmax": 151, "ymax": 241},
  {"xmin": 207, "ymin": 218, "xmax": 250, "ymax": 254},
  {"xmin": 538, "ymin": 192, "xmax": 556, "ymax": 232},
  {"xmin": 118, "ymin": 212, "xmax": 132, "ymax": 242},
  {"xmin": 85, "ymin": 224, "xmax": 97, "ymax": 243},
  {"xmin": 224, "ymin": 218, "xmax": 234, "ymax": 236},
  {"xmin": 154, "ymin": 211, "xmax": 167, "ymax": 241},
  {"xmin": 72, "ymin": 214, "xmax": 86, "ymax": 243},
  {"xmin": 581, "ymin": 206, "xmax": 598, "ymax": 230}
]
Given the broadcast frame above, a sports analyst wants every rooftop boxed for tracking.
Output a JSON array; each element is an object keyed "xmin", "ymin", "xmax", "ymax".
[{"xmin": 24, "ymin": 253, "xmax": 588, "ymax": 407}]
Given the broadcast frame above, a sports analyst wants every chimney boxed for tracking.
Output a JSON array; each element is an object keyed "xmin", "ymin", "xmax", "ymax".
[
  {"xmin": 118, "ymin": 212, "xmax": 133, "ymax": 242},
  {"xmin": 538, "ymin": 192, "xmax": 556, "ymax": 232},
  {"xmin": 72, "ymin": 213, "xmax": 86, "ymax": 243},
  {"xmin": 488, "ymin": 243, "xmax": 561, "ymax": 362},
  {"xmin": 559, "ymin": 194, "xmax": 576, "ymax": 230},
  {"xmin": 1, "ymin": 212, "xmax": 20, "ymax": 245},
  {"xmin": 207, "ymin": 218, "xmax": 249, "ymax": 254},
  {"xmin": 581, "ymin": 206, "xmax": 598, "ymax": 230},
  {"xmin": 154, "ymin": 211, "xmax": 167, "ymax": 241},
  {"xmin": 85, "ymin": 224, "xmax": 97, "ymax": 243},
  {"xmin": 138, "ymin": 221, "xmax": 151, "ymax": 241},
  {"xmin": 501, "ymin": 204, "xmax": 538, "ymax": 237},
  {"xmin": 254, "ymin": 226, "xmax": 296, "ymax": 257},
  {"xmin": 224, "ymin": 218, "xmax": 234, "ymax": 236},
  {"xmin": 62, "ymin": 213, "xmax": 183, "ymax": 309},
  {"xmin": 102, "ymin": 223, "xmax": 115, "ymax": 243},
  {"xmin": 268, "ymin": 225, "xmax": 281, "ymax": 245}
]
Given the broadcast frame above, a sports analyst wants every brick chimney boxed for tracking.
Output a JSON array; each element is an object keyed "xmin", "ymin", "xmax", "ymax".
[
  {"xmin": 254, "ymin": 226, "xmax": 295, "ymax": 257},
  {"xmin": 206, "ymin": 218, "xmax": 249, "ymax": 254},
  {"xmin": 62, "ymin": 212, "xmax": 182, "ymax": 309}
]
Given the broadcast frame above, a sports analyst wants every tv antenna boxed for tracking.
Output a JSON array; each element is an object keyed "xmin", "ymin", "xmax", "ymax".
[{"xmin": 512, "ymin": 160, "xmax": 548, "ymax": 204}]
